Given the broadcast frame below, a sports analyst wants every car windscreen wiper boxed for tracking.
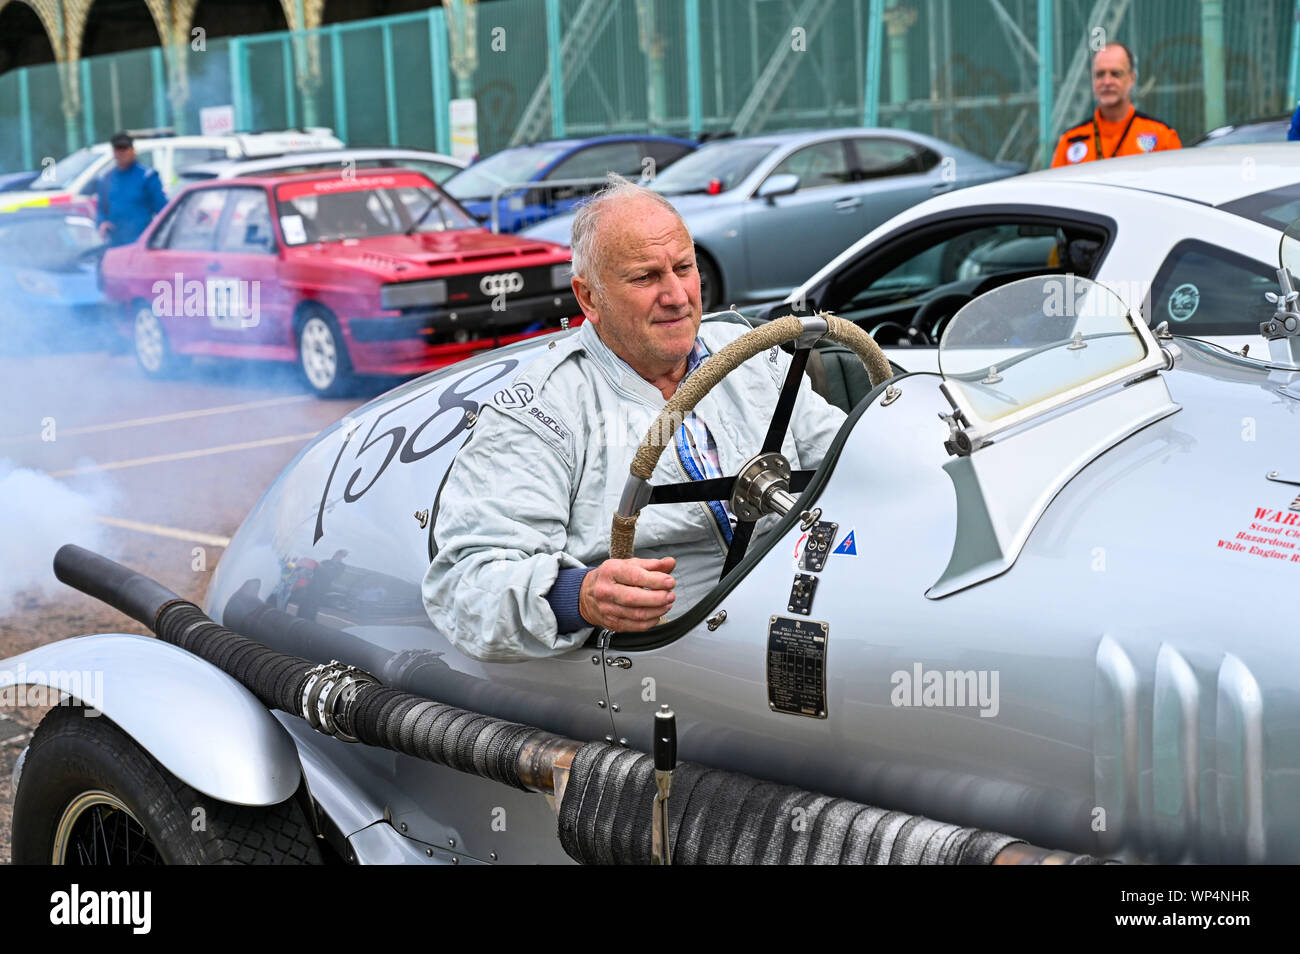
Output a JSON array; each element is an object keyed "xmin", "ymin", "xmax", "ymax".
[{"xmin": 405, "ymin": 193, "xmax": 447, "ymax": 235}]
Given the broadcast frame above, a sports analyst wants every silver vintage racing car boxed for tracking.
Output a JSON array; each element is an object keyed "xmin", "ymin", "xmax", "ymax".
[{"xmin": 5, "ymin": 224, "xmax": 1300, "ymax": 866}]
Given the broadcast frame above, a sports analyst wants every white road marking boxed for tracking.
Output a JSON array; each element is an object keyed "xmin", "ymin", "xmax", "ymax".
[
  {"xmin": 47, "ymin": 432, "xmax": 318, "ymax": 478},
  {"xmin": 0, "ymin": 395, "xmax": 315, "ymax": 444},
  {"xmin": 93, "ymin": 515, "xmax": 232, "ymax": 549}
]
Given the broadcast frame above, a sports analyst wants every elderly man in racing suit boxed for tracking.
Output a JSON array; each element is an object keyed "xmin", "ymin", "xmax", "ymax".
[{"xmin": 424, "ymin": 176, "xmax": 846, "ymax": 662}]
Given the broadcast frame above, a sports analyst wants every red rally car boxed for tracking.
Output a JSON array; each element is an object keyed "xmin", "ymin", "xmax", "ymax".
[{"xmin": 100, "ymin": 169, "xmax": 580, "ymax": 395}]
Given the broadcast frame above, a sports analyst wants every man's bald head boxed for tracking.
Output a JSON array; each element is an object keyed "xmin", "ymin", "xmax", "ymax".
[
  {"xmin": 570, "ymin": 174, "xmax": 690, "ymax": 301},
  {"xmin": 568, "ymin": 174, "xmax": 702, "ymax": 384}
]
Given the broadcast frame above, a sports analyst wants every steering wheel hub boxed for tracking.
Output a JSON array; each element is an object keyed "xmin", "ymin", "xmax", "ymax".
[
  {"xmin": 609, "ymin": 313, "xmax": 892, "ymax": 586},
  {"xmin": 730, "ymin": 452, "xmax": 795, "ymax": 521}
]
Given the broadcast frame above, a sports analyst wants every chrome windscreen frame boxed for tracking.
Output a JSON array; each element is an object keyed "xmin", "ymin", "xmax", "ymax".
[{"xmin": 937, "ymin": 305, "xmax": 1170, "ymax": 457}]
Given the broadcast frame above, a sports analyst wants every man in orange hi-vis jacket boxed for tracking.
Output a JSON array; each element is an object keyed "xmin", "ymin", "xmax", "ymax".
[{"xmin": 1051, "ymin": 43, "xmax": 1181, "ymax": 168}]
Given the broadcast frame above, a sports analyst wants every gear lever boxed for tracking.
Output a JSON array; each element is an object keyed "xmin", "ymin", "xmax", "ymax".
[{"xmin": 652, "ymin": 704, "xmax": 676, "ymax": 865}]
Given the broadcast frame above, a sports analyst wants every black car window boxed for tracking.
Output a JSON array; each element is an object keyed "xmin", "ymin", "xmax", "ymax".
[
  {"xmin": 641, "ymin": 140, "xmax": 693, "ymax": 178},
  {"xmin": 850, "ymin": 138, "xmax": 937, "ymax": 178},
  {"xmin": 837, "ymin": 222, "xmax": 1076, "ymax": 308},
  {"xmin": 217, "ymin": 188, "xmax": 275, "ymax": 254},
  {"xmin": 401, "ymin": 159, "xmax": 461, "ymax": 184},
  {"xmin": 1146, "ymin": 239, "xmax": 1275, "ymax": 336},
  {"xmin": 811, "ymin": 213, "xmax": 1112, "ymax": 347},
  {"xmin": 547, "ymin": 142, "xmax": 644, "ymax": 181},
  {"xmin": 769, "ymin": 139, "xmax": 854, "ymax": 189},
  {"xmin": 160, "ymin": 188, "xmax": 229, "ymax": 251},
  {"xmin": 1218, "ymin": 183, "xmax": 1300, "ymax": 231}
]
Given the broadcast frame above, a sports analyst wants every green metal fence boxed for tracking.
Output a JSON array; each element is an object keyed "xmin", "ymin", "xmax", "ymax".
[{"xmin": 1, "ymin": 0, "xmax": 1297, "ymax": 175}]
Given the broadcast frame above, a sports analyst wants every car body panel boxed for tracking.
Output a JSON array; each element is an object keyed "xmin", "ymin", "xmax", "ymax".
[
  {"xmin": 1, "ymin": 633, "xmax": 302, "ymax": 806},
  {"xmin": 195, "ymin": 289, "xmax": 1300, "ymax": 862},
  {"xmin": 281, "ymin": 712, "xmax": 574, "ymax": 863}
]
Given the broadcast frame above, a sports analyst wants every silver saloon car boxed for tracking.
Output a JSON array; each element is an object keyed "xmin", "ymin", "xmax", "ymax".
[{"xmin": 522, "ymin": 127, "xmax": 1023, "ymax": 309}]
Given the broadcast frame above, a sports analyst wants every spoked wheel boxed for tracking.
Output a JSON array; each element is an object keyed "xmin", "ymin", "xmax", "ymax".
[
  {"xmin": 609, "ymin": 313, "xmax": 892, "ymax": 581},
  {"xmin": 53, "ymin": 790, "xmax": 163, "ymax": 865},
  {"xmin": 13, "ymin": 706, "xmax": 322, "ymax": 865},
  {"xmin": 133, "ymin": 301, "xmax": 189, "ymax": 378},
  {"xmin": 297, "ymin": 308, "xmax": 353, "ymax": 398}
]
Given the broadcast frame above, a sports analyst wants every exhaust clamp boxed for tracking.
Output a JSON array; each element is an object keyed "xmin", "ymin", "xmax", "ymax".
[{"xmin": 301, "ymin": 660, "xmax": 380, "ymax": 743}]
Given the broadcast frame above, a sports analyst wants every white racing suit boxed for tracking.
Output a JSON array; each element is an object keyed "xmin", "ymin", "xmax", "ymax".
[{"xmin": 423, "ymin": 313, "xmax": 846, "ymax": 662}]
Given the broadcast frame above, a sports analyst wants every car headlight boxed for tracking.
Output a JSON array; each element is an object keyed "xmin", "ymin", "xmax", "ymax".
[
  {"xmin": 551, "ymin": 263, "xmax": 572, "ymax": 289},
  {"xmin": 14, "ymin": 268, "xmax": 59, "ymax": 298},
  {"xmin": 380, "ymin": 280, "xmax": 447, "ymax": 310}
]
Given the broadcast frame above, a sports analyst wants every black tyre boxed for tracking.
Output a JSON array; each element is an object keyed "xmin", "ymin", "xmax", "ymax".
[
  {"xmin": 296, "ymin": 306, "xmax": 353, "ymax": 398},
  {"xmin": 12, "ymin": 706, "xmax": 322, "ymax": 865},
  {"xmin": 696, "ymin": 247, "xmax": 722, "ymax": 312},
  {"xmin": 131, "ymin": 299, "xmax": 190, "ymax": 378}
]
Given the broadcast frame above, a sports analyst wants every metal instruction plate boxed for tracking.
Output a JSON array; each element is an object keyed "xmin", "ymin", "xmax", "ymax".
[
  {"xmin": 799, "ymin": 521, "xmax": 838, "ymax": 572},
  {"xmin": 767, "ymin": 615, "xmax": 829, "ymax": 719},
  {"xmin": 787, "ymin": 572, "xmax": 818, "ymax": 615}
]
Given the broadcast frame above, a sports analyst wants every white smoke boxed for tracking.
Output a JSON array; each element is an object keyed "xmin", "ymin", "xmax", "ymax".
[{"xmin": 0, "ymin": 458, "xmax": 116, "ymax": 611}]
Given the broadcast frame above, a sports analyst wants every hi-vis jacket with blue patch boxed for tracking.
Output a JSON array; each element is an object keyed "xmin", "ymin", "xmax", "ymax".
[{"xmin": 423, "ymin": 313, "xmax": 846, "ymax": 662}]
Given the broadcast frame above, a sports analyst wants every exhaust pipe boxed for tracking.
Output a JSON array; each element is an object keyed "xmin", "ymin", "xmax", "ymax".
[{"xmin": 52, "ymin": 544, "xmax": 1106, "ymax": 865}]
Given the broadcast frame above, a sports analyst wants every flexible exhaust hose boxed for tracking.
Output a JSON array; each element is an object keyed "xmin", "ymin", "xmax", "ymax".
[
  {"xmin": 54, "ymin": 545, "xmax": 559, "ymax": 791},
  {"xmin": 52, "ymin": 544, "xmax": 1104, "ymax": 864},
  {"xmin": 559, "ymin": 742, "xmax": 1104, "ymax": 865}
]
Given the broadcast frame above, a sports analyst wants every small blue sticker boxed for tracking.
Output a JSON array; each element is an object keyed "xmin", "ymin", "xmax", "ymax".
[{"xmin": 833, "ymin": 531, "xmax": 857, "ymax": 555}]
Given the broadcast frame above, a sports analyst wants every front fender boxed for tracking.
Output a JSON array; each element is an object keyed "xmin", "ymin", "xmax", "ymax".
[{"xmin": 1, "ymin": 633, "xmax": 301, "ymax": 806}]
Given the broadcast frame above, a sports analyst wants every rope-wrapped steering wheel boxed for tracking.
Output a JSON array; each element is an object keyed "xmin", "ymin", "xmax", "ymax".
[{"xmin": 609, "ymin": 314, "xmax": 891, "ymax": 576}]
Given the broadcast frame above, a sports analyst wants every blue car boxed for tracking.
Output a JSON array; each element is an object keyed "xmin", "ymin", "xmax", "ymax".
[
  {"xmin": 443, "ymin": 135, "xmax": 696, "ymax": 233},
  {"xmin": 0, "ymin": 209, "xmax": 108, "ymax": 351}
]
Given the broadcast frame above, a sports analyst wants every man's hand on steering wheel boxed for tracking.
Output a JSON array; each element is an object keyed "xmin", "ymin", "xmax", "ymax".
[
  {"xmin": 609, "ymin": 314, "xmax": 892, "ymax": 591},
  {"xmin": 579, "ymin": 556, "xmax": 677, "ymax": 632}
]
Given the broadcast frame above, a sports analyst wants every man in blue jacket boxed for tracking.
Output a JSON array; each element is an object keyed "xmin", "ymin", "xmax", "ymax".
[{"xmin": 97, "ymin": 132, "xmax": 167, "ymax": 246}]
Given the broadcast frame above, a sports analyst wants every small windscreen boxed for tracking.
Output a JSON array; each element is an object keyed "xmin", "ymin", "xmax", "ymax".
[{"xmin": 939, "ymin": 275, "xmax": 1147, "ymax": 423}]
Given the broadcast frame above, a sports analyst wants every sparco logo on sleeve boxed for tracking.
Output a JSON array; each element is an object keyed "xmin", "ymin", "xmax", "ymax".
[
  {"xmin": 480, "ymin": 272, "xmax": 524, "ymax": 296},
  {"xmin": 528, "ymin": 406, "xmax": 569, "ymax": 442}
]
